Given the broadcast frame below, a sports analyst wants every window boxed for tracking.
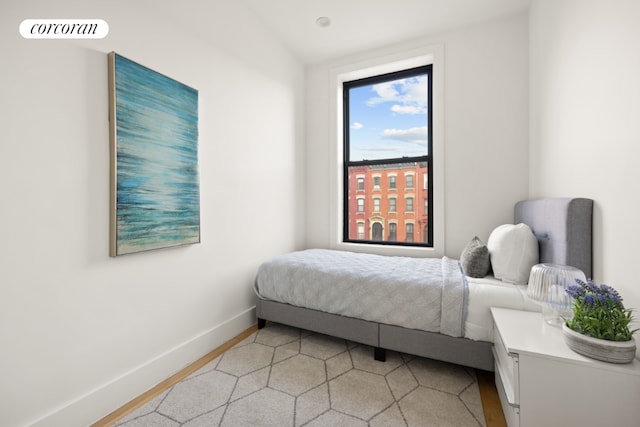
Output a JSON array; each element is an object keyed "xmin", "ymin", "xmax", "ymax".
[
  {"xmin": 343, "ymin": 65, "xmax": 433, "ymax": 247},
  {"xmin": 388, "ymin": 223, "xmax": 397, "ymax": 241},
  {"xmin": 357, "ymin": 197, "xmax": 364, "ymax": 212},
  {"xmin": 405, "ymin": 174, "xmax": 414, "ymax": 189},
  {"xmin": 406, "ymin": 223, "xmax": 414, "ymax": 242},
  {"xmin": 405, "ymin": 197, "xmax": 414, "ymax": 213},
  {"xmin": 357, "ymin": 177, "xmax": 364, "ymax": 191}
]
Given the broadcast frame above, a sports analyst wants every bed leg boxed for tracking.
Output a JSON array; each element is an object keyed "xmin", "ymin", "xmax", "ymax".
[
  {"xmin": 257, "ymin": 318, "xmax": 266, "ymax": 329},
  {"xmin": 374, "ymin": 347, "xmax": 386, "ymax": 362}
]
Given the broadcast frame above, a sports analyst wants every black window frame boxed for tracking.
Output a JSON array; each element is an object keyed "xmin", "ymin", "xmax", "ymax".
[{"xmin": 343, "ymin": 65, "xmax": 433, "ymax": 247}]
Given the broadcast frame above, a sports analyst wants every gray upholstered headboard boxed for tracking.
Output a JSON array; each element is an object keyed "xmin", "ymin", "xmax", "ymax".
[{"xmin": 514, "ymin": 198, "xmax": 593, "ymax": 278}]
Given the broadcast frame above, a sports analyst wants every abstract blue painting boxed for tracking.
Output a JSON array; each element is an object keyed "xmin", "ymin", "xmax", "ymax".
[{"xmin": 108, "ymin": 52, "xmax": 200, "ymax": 256}]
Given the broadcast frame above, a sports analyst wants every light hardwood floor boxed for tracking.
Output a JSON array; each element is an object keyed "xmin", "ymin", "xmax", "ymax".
[
  {"xmin": 477, "ymin": 369, "xmax": 507, "ymax": 427},
  {"xmin": 93, "ymin": 324, "xmax": 507, "ymax": 427}
]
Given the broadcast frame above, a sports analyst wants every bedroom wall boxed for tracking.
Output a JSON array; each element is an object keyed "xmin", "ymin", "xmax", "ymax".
[
  {"xmin": 305, "ymin": 13, "xmax": 530, "ymax": 258},
  {"xmin": 529, "ymin": 0, "xmax": 640, "ymax": 352},
  {"xmin": 0, "ymin": 1, "xmax": 305, "ymax": 426}
]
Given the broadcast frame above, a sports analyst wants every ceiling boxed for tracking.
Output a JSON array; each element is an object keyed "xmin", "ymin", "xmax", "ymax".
[{"xmin": 241, "ymin": 0, "xmax": 531, "ymax": 64}]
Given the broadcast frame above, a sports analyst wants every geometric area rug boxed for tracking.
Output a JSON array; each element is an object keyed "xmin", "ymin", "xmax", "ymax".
[{"xmin": 112, "ymin": 322, "xmax": 486, "ymax": 427}]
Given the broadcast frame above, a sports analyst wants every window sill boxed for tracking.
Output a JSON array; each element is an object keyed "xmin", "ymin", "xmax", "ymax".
[{"xmin": 333, "ymin": 241, "xmax": 440, "ymax": 258}]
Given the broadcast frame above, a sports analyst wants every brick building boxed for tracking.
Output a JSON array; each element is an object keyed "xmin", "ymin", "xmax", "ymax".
[{"xmin": 346, "ymin": 162, "xmax": 429, "ymax": 244}]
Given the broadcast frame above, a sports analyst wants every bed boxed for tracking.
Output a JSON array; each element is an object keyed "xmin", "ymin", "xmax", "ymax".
[{"xmin": 254, "ymin": 198, "xmax": 593, "ymax": 371}]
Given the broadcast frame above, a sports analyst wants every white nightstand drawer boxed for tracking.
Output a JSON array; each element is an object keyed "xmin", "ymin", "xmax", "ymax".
[
  {"xmin": 495, "ymin": 366, "xmax": 520, "ymax": 427},
  {"xmin": 493, "ymin": 328, "xmax": 519, "ymax": 405}
]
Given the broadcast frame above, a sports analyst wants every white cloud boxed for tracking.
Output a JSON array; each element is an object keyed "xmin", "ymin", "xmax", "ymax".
[
  {"xmin": 381, "ymin": 126, "xmax": 428, "ymax": 144},
  {"xmin": 390, "ymin": 104, "xmax": 423, "ymax": 115},
  {"xmin": 366, "ymin": 76, "xmax": 428, "ymax": 113},
  {"xmin": 351, "ymin": 122, "xmax": 364, "ymax": 130},
  {"xmin": 402, "ymin": 76, "xmax": 428, "ymax": 104},
  {"xmin": 366, "ymin": 81, "xmax": 400, "ymax": 106}
]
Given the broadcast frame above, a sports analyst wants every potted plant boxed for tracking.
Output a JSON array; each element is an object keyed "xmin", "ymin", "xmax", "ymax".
[{"xmin": 563, "ymin": 278, "xmax": 637, "ymax": 363}]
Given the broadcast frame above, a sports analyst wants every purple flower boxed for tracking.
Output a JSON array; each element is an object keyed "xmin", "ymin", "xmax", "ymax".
[
  {"xmin": 568, "ymin": 278, "xmax": 627, "ymax": 309},
  {"xmin": 586, "ymin": 279, "xmax": 599, "ymax": 293},
  {"xmin": 565, "ymin": 285, "xmax": 585, "ymax": 299},
  {"xmin": 600, "ymin": 284, "xmax": 615, "ymax": 294},
  {"xmin": 599, "ymin": 284, "xmax": 623, "ymax": 301},
  {"xmin": 610, "ymin": 294, "xmax": 622, "ymax": 306},
  {"xmin": 583, "ymin": 294, "xmax": 596, "ymax": 306}
]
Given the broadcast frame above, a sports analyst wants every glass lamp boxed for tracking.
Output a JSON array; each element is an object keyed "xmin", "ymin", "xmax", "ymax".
[{"xmin": 527, "ymin": 263, "xmax": 587, "ymax": 326}]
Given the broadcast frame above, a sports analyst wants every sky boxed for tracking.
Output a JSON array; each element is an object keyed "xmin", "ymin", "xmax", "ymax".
[{"xmin": 348, "ymin": 74, "xmax": 429, "ymax": 161}]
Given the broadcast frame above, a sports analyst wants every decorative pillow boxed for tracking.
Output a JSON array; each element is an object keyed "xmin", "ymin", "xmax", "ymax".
[
  {"xmin": 460, "ymin": 236, "xmax": 490, "ymax": 278},
  {"xmin": 487, "ymin": 223, "xmax": 539, "ymax": 285}
]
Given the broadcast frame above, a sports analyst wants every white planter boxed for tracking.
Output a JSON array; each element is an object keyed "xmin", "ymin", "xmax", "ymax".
[{"xmin": 562, "ymin": 323, "xmax": 636, "ymax": 364}]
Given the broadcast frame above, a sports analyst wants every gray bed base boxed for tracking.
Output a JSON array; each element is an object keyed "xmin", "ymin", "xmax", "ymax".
[
  {"xmin": 256, "ymin": 299, "xmax": 494, "ymax": 369},
  {"xmin": 256, "ymin": 197, "xmax": 593, "ymax": 372}
]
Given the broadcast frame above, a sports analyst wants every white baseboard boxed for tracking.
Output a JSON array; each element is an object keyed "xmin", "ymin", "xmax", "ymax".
[{"xmin": 29, "ymin": 307, "xmax": 256, "ymax": 427}]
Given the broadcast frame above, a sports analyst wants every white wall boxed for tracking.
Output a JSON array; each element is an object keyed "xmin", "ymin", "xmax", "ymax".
[
  {"xmin": 529, "ymin": 0, "xmax": 640, "ymax": 343},
  {"xmin": 0, "ymin": 1, "xmax": 305, "ymax": 425},
  {"xmin": 305, "ymin": 14, "xmax": 530, "ymax": 258}
]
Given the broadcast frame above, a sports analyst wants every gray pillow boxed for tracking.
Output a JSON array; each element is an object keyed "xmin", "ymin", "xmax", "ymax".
[{"xmin": 460, "ymin": 236, "xmax": 490, "ymax": 278}]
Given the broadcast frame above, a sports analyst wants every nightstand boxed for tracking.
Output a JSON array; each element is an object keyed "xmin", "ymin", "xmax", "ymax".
[{"xmin": 491, "ymin": 307, "xmax": 640, "ymax": 427}]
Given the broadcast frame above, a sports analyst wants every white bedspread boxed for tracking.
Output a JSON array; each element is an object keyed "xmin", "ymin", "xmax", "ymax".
[
  {"xmin": 255, "ymin": 249, "xmax": 468, "ymax": 337},
  {"xmin": 464, "ymin": 275, "xmax": 541, "ymax": 341}
]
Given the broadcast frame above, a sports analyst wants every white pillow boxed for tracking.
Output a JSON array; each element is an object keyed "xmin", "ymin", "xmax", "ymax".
[{"xmin": 487, "ymin": 223, "xmax": 539, "ymax": 285}]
